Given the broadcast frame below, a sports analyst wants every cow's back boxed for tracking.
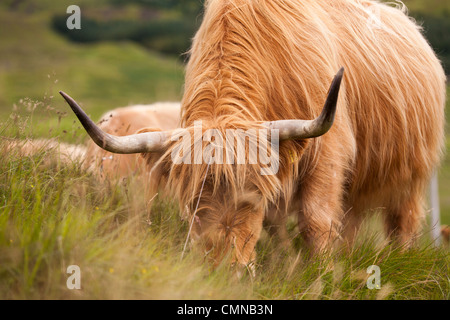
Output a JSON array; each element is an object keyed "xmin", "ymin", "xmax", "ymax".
[{"xmin": 186, "ymin": 0, "xmax": 445, "ymax": 195}]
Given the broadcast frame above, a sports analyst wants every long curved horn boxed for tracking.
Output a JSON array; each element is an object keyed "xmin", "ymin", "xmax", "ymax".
[
  {"xmin": 264, "ymin": 67, "xmax": 344, "ymax": 140},
  {"xmin": 59, "ymin": 91, "xmax": 168, "ymax": 154}
]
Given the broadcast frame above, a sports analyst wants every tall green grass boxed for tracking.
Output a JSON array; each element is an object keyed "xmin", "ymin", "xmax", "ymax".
[{"xmin": 0, "ymin": 109, "xmax": 448, "ymax": 300}]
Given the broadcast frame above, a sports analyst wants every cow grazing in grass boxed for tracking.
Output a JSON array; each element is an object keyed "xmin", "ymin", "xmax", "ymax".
[{"xmin": 61, "ymin": 0, "xmax": 446, "ymax": 269}]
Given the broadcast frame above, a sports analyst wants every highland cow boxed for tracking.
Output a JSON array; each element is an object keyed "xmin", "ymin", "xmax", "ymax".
[{"xmin": 61, "ymin": 0, "xmax": 446, "ymax": 269}]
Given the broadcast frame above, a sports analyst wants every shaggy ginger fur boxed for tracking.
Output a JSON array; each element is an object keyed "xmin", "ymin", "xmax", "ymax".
[{"xmin": 139, "ymin": 0, "xmax": 446, "ymax": 267}]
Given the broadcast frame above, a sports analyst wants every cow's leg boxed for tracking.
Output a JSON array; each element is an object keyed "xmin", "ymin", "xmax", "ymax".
[
  {"xmin": 341, "ymin": 209, "xmax": 362, "ymax": 246},
  {"xmin": 264, "ymin": 204, "xmax": 289, "ymax": 245},
  {"xmin": 296, "ymin": 164, "xmax": 345, "ymax": 253},
  {"xmin": 340, "ymin": 203, "xmax": 365, "ymax": 246},
  {"xmin": 383, "ymin": 188, "xmax": 425, "ymax": 247}
]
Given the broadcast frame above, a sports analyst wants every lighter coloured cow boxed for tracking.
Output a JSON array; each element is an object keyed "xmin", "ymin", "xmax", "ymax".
[
  {"xmin": 85, "ymin": 102, "xmax": 180, "ymax": 179},
  {"xmin": 4, "ymin": 138, "xmax": 86, "ymax": 165}
]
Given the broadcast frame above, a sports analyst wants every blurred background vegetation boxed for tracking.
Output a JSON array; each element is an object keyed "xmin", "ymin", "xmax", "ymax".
[
  {"xmin": 0, "ymin": 0, "xmax": 448, "ymax": 112},
  {"xmin": 0, "ymin": 0, "xmax": 449, "ymax": 225}
]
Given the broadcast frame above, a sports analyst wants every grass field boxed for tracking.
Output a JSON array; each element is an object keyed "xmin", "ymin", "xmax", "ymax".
[
  {"xmin": 0, "ymin": 1, "xmax": 449, "ymax": 300},
  {"xmin": 0, "ymin": 143, "xmax": 448, "ymax": 300}
]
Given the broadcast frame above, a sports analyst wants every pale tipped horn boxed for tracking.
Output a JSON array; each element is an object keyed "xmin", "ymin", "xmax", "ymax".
[
  {"xmin": 264, "ymin": 67, "xmax": 344, "ymax": 140},
  {"xmin": 59, "ymin": 91, "xmax": 168, "ymax": 154}
]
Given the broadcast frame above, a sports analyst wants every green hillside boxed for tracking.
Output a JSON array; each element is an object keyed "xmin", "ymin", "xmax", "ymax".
[{"xmin": 0, "ymin": 2, "xmax": 184, "ymax": 139}]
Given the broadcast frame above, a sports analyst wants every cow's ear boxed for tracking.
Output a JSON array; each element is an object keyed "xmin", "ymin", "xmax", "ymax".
[
  {"xmin": 135, "ymin": 127, "xmax": 171, "ymax": 196},
  {"xmin": 135, "ymin": 126, "xmax": 171, "ymax": 170},
  {"xmin": 134, "ymin": 127, "xmax": 167, "ymax": 160}
]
